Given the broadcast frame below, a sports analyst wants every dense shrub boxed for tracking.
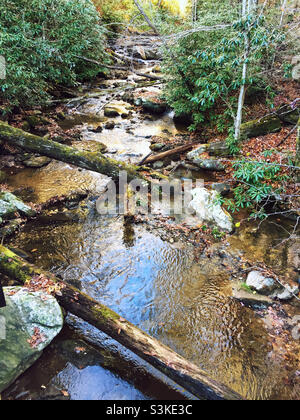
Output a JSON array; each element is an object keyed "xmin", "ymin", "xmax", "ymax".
[
  {"xmin": 162, "ymin": 1, "xmax": 292, "ymax": 132},
  {"xmin": 0, "ymin": 0, "xmax": 108, "ymax": 109}
]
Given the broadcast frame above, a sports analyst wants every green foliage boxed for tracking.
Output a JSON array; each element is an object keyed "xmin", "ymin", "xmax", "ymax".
[
  {"xmin": 162, "ymin": 2, "xmax": 289, "ymax": 133},
  {"xmin": 93, "ymin": 0, "xmax": 135, "ymax": 26},
  {"xmin": 240, "ymin": 282, "xmax": 253, "ymax": 293},
  {"xmin": 0, "ymin": 0, "xmax": 107, "ymax": 109},
  {"xmin": 220, "ymin": 157, "xmax": 289, "ymax": 219}
]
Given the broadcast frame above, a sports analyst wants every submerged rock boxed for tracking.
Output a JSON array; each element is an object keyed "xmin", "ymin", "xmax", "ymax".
[
  {"xmin": 0, "ymin": 287, "xmax": 63, "ymax": 392},
  {"xmin": 188, "ymin": 187, "xmax": 233, "ymax": 232}
]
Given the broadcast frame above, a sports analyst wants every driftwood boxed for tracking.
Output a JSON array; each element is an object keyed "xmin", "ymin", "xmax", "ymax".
[
  {"xmin": 141, "ymin": 142, "xmax": 200, "ymax": 165},
  {"xmin": 0, "ymin": 122, "xmax": 166, "ymax": 183},
  {"xmin": 0, "ymin": 245, "xmax": 243, "ymax": 400}
]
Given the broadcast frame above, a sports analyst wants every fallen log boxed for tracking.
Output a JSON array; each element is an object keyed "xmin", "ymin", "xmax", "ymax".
[
  {"xmin": 0, "ymin": 122, "xmax": 165, "ymax": 183},
  {"xmin": 0, "ymin": 244, "xmax": 243, "ymax": 400},
  {"xmin": 140, "ymin": 142, "xmax": 201, "ymax": 165}
]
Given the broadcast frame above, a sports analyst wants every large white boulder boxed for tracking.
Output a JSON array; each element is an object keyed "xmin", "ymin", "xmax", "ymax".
[{"xmin": 188, "ymin": 187, "xmax": 233, "ymax": 232}]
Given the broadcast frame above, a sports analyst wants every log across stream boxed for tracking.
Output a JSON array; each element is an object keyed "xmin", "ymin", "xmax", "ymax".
[{"xmin": 0, "ymin": 245, "xmax": 243, "ymax": 400}]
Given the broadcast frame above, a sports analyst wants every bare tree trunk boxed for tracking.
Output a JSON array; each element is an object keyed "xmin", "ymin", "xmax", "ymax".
[
  {"xmin": 0, "ymin": 244, "xmax": 243, "ymax": 400},
  {"xmin": 234, "ymin": 0, "xmax": 252, "ymax": 141}
]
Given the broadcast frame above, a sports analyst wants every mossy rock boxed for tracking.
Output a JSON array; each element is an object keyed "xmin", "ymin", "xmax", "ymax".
[
  {"xmin": 240, "ymin": 115, "xmax": 281, "ymax": 138},
  {"xmin": 140, "ymin": 99, "xmax": 167, "ymax": 115},
  {"xmin": 0, "ymin": 192, "xmax": 36, "ymax": 223},
  {"xmin": 276, "ymin": 104, "xmax": 300, "ymax": 125}
]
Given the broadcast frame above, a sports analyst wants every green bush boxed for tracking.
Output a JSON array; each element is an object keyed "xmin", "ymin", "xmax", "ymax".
[
  {"xmin": 0, "ymin": 0, "xmax": 108, "ymax": 109},
  {"xmin": 162, "ymin": 1, "xmax": 289, "ymax": 133}
]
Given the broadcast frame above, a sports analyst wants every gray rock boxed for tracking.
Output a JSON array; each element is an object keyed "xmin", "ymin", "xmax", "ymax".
[
  {"xmin": 0, "ymin": 192, "xmax": 36, "ymax": 224},
  {"xmin": 0, "ymin": 287, "xmax": 63, "ymax": 392},
  {"xmin": 246, "ymin": 271, "xmax": 278, "ymax": 295},
  {"xmin": 150, "ymin": 143, "xmax": 165, "ymax": 152},
  {"xmin": 193, "ymin": 158, "xmax": 225, "ymax": 171},
  {"xmin": 186, "ymin": 145, "xmax": 207, "ymax": 160},
  {"xmin": 232, "ymin": 284, "xmax": 273, "ymax": 307},
  {"xmin": 211, "ymin": 183, "xmax": 231, "ymax": 196},
  {"xmin": 153, "ymin": 161, "xmax": 165, "ymax": 170},
  {"xmin": 272, "ymin": 285, "xmax": 299, "ymax": 301}
]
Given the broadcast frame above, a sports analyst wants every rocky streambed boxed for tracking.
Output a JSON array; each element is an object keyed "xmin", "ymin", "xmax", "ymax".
[{"xmin": 0, "ymin": 34, "xmax": 299, "ymax": 400}]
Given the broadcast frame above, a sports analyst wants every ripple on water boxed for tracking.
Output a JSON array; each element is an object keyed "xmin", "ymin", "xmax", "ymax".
[{"xmin": 8, "ymin": 207, "xmax": 297, "ymax": 400}]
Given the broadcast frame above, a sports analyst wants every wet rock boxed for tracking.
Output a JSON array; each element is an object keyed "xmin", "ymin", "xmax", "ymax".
[
  {"xmin": 188, "ymin": 187, "xmax": 233, "ymax": 232},
  {"xmin": 132, "ymin": 46, "xmax": 161, "ymax": 60},
  {"xmin": 135, "ymin": 97, "xmax": 167, "ymax": 115},
  {"xmin": 173, "ymin": 113, "xmax": 193, "ymax": 125},
  {"xmin": 150, "ymin": 143, "xmax": 165, "ymax": 152},
  {"xmin": 104, "ymin": 101, "xmax": 131, "ymax": 118},
  {"xmin": 240, "ymin": 115, "xmax": 281, "ymax": 138},
  {"xmin": 232, "ymin": 284, "xmax": 273, "ymax": 308},
  {"xmin": 0, "ymin": 192, "xmax": 36, "ymax": 224},
  {"xmin": 211, "ymin": 183, "xmax": 231, "ymax": 196},
  {"xmin": 0, "ymin": 287, "xmax": 63, "ymax": 393},
  {"xmin": 192, "ymin": 158, "xmax": 225, "ymax": 171},
  {"xmin": 272, "ymin": 285, "xmax": 299, "ymax": 301},
  {"xmin": 246, "ymin": 271, "xmax": 278, "ymax": 295},
  {"xmin": 152, "ymin": 161, "xmax": 165, "ymax": 170},
  {"xmin": 23, "ymin": 156, "xmax": 52, "ymax": 168},
  {"xmin": 105, "ymin": 121, "xmax": 115, "ymax": 130},
  {"xmin": 89, "ymin": 125, "xmax": 103, "ymax": 133}
]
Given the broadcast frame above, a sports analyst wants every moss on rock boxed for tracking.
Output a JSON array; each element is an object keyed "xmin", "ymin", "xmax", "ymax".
[{"xmin": 240, "ymin": 115, "xmax": 281, "ymax": 138}]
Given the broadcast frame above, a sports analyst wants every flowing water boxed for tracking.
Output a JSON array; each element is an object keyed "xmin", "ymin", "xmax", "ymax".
[{"xmin": 3, "ymin": 50, "xmax": 300, "ymax": 400}]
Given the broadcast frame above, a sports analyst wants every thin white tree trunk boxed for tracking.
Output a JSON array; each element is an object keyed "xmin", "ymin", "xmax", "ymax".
[{"xmin": 234, "ymin": 0, "xmax": 252, "ymax": 140}]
